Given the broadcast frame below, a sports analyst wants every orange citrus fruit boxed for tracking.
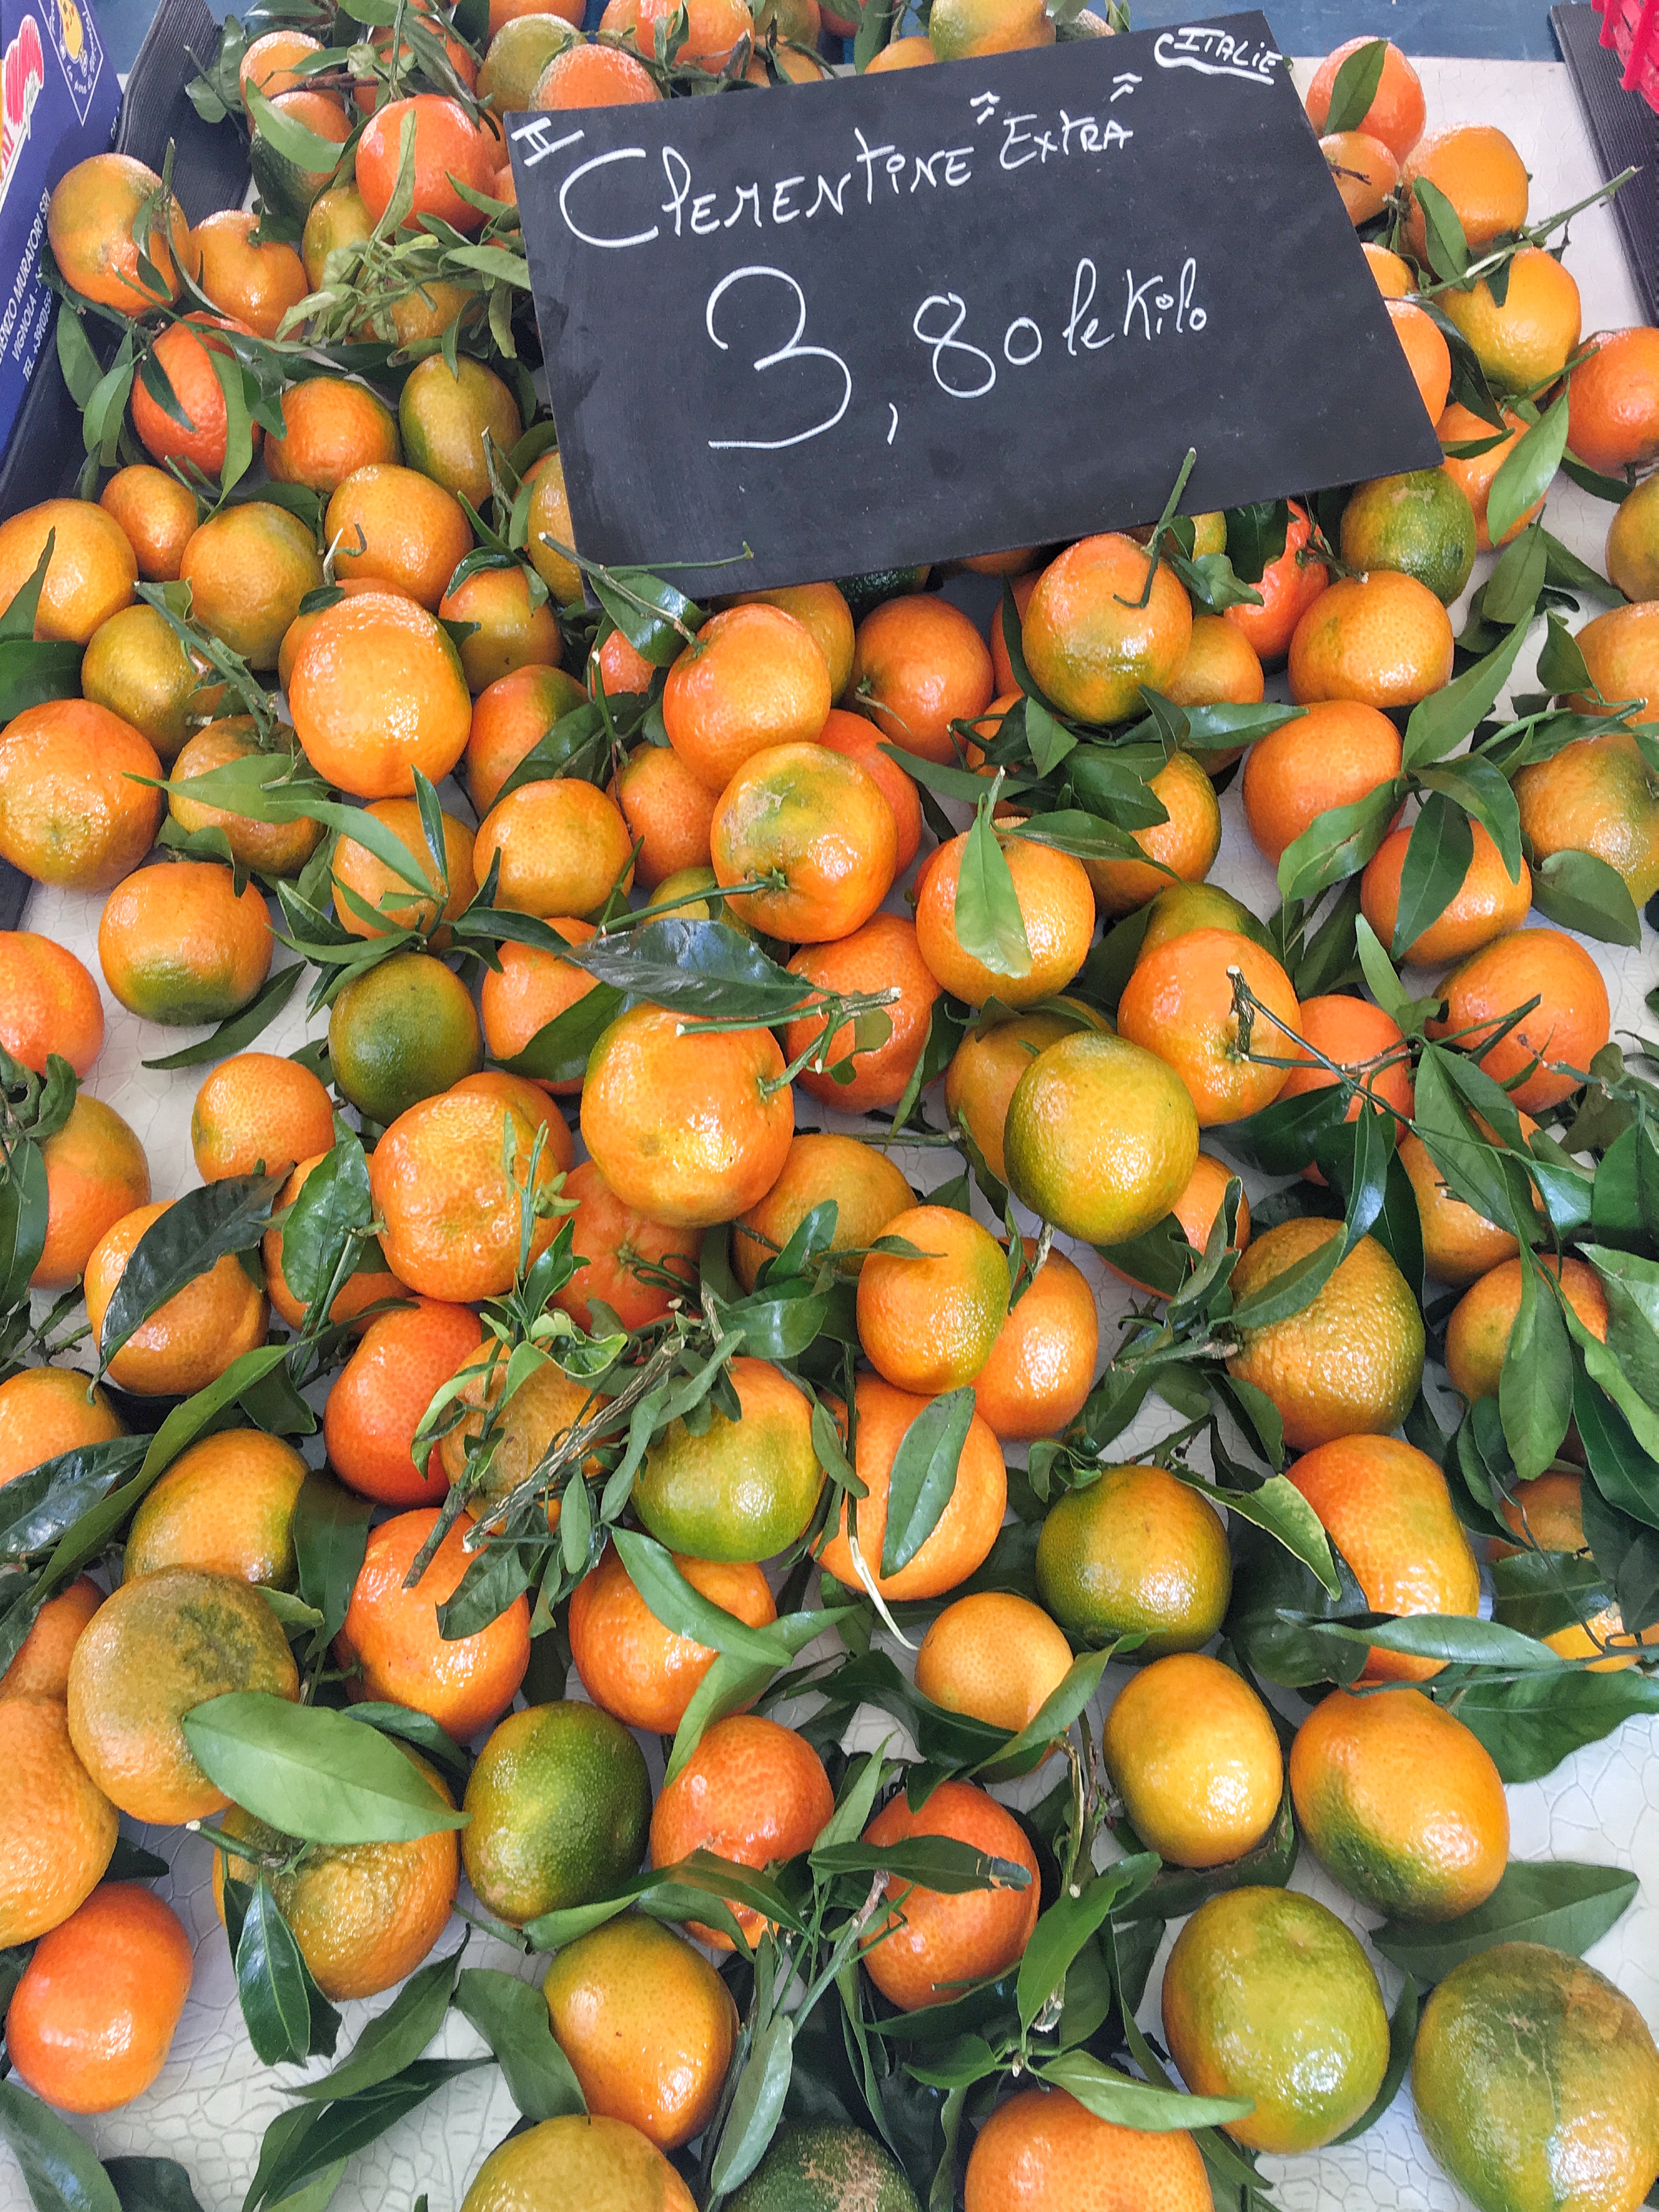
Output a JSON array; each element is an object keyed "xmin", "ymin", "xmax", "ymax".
[
  {"xmin": 1429, "ymin": 928, "xmax": 1611, "ymax": 1113},
  {"xmin": 1163, "ymin": 1887, "xmax": 1389, "ymax": 2153},
  {"xmin": 1306, "ymin": 36, "xmax": 1425, "ymax": 157},
  {"xmin": 965, "ymin": 2088, "xmax": 1212, "ymax": 2212},
  {"xmin": 1291, "ymin": 1686, "xmax": 1508, "ymax": 1920},
  {"xmin": 0, "ymin": 1696, "xmax": 116, "ymax": 1946},
  {"xmin": 649, "ymin": 1714, "xmax": 833, "ymax": 1949},
  {"xmin": 848, "ymin": 592, "xmax": 995, "ymax": 765},
  {"xmin": 860, "ymin": 1780, "xmax": 1039, "ymax": 2011},
  {"xmin": 543, "ymin": 1915, "xmax": 739, "ymax": 2150},
  {"xmin": 1289, "ymin": 570, "xmax": 1455, "ymax": 708},
  {"xmin": 1361, "ymin": 817, "xmax": 1531, "ymax": 963},
  {"xmin": 817, "ymin": 1373, "xmax": 1007, "ymax": 1601},
  {"xmin": 369, "ymin": 1082, "xmax": 565, "ymax": 1302},
  {"xmin": 782, "ymin": 912, "xmax": 941, "ymax": 1113},
  {"xmin": 1289, "ymin": 1434, "xmax": 1481, "ymax": 1680},
  {"xmin": 1022, "ymin": 534, "xmax": 1192, "ymax": 724},
  {"xmin": 731, "ymin": 1131, "xmax": 912, "ymax": 1293},
  {"xmin": 570, "ymin": 1543, "xmax": 776, "ymax": 1734},
  {"xmin": 970, "ymin": 1241, "xmax": 1097, "ymax": 1442},
  {"xmin": 67, "ymin": 1566, "xmax": 298, "ymax": 1822},
  {"xmin": 123, "ymin": 1429, "xmax": 307, "ymax": 1587},
  {"xmin": 1118, "ymin": 927, "xmax": 1301, "ymax": 1127},
  {"xmin": 83, "ymin": 1199, "xmax": 269, "ymax": 1396},
  {"xmin": 633, "ymin": 1354, "xmax": 822, "ymax": 1562},
  {"xmin": 1103, "ymin": 1652, "xmax": 1283, "ymax": 1867},
  {"xmin": 1227, "ymin": 1220, "xmax": 1424, "ymax": 1452},
  {"xmin": 581, "ymin": 1005, "xmax": 794, "ymax": 1230},
  {"xmin": 5, "ymin": 1883, "xmax": 193, "ymax": 2114},
  {"xmin": 664, "ymin": 603, "xmax": 832, "ymax": 793},
  {"xmin": 289, "ymin": 588, "xmax": 472, "ymax": 798},
  {"xmin": 914, "ymin": 1592, "xmax": 1073, "ymax": 1737},
  {"xmin": 0, "ymin": 1368, "xmax": 122, "ymax": 1484},
  {"xmin": 337, "ymin": 1506, "xmax": 530, "ymax": 1740},
  {"xmin": 33, "ymin": 1097, "xmax": 150, "ymax": 1293},
  {"xmin": 1036, "ymin": 1463, "xmax": 1231, "ymax": 1653}
]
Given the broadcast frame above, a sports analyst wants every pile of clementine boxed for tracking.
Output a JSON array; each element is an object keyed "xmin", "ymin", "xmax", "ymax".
[{"xmin": 2, "ymin": 16, "xmax": 1659, "ymax": 2212}]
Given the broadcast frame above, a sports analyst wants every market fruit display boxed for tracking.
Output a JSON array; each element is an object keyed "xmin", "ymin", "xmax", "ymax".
[{"xmin": 0, "ymin": 14, "xmax": 1655, "ymax": 2212}]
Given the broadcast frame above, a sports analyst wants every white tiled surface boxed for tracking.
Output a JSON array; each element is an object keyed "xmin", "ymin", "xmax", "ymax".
[{"xmin": 3, "ymin": 53, "xmax": 1656, "ymax": 2212}]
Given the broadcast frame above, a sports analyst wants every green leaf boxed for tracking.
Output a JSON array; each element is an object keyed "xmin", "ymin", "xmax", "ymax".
[
  {"xmin": 1403, "ymin": 617, "xmax": 1530, "ymax": 770},
  {"xmin": 664, "ymin": 1606, "xmax": 850, "ymax": 1783},
  {"xmin": 278, "ymin": 1138, "xmax": 375, "ymax": 1313},
  {"xmin": 1352, "ymin": 917, "xmax": 1434, "ymax": 1034},
  {"xmin": 1417, "ymin": 755, "xmax": 1524, "ymax": 881},
  {"xmin": 291, "ymin": 1475, "xmax": 372, "ymax": 1654},
  {"xmin": 1224, "ymin": 499, "xmax": 1290, "ymax": 584},
  {"xmin": 1411, "ymin": 175, "xmax": 1470, "ymax": 283},
  {"xmin": 567, "ymin": 919, "xmax": 812, "ymax": 1024},
  {"xmin": 82, "ymin": 335, "xmax": 135, "ymax": 464},
  {"xmin": 102, "ymin": 2160, "xmax": 206, "ymax": 2212},
  {"xmin": 1499, "ymin": 1257, "xmax": 1574, "ymax": 1479},
  {"xmin": 609, "ymin": 1530, "xmax": 789, "ymax": 1667},
  {"xmin": 0, "ymin": 1139, "xmax": 48, "ymax": 1313},
  {"xmin": 1481, "ymin": 523, "xmax": 1549, "ymax": 628},
  {"xmin": 105, "ymin": 1837, "xmax": 170, "ymax": 1882},
  {"xmin": 54, "ymin": 307, "xmax": 105, "ymax": 411},
  {"xmin": 1016, "ymin": 1858, "xmax": 1156, "ymax": 2030},
  {"xmin": 500, "ymin": 981, "xmax": 627, "ymax": 1088},
  {"xmin": 1228, "ymin": 1230, "xmax": 1348, "ymax": 1332},
  {"xmin": 236, "ymin": 1877, "xmax": 314, "ymax": 2066},
  {"xmin": 975, "ymin": 1646, "xmax": 1118, "ymax": 1781},
  {"xmin": 245, "ymin": 2061, "xmax": 482, "ymax": 2212},
  {"xmin": 1409, "ymin": 1049, "xmax": 1530, "ymax": 1235},
  {"xmin": 1572, "ymin": 1364, "xmax": 1659, "ymax": 1534},
  {"xmin": 1582, "ymin": 1243, "xmax": 1659, "ymax": 1409},
  {"xmin": 588, "ymin": 567, "xmax": 699, "ymax": 667},
  {"xmin": 295, "ymin": 1949, "xmax": 460, "ymax": 2101},
  {"xmin": 209, "ymin": 343, "xmax": 255, "ymax": 496},
  {"xmin": 1333, "ymin": 1975, "xmax": 1417, "ymax": 2143},
  {"xmin": 1036, "ymin": 2051, "xmax": 1251, "ymax": 2132},
  {"xmin": 524, "ymin": 1848, "xmax": 804, "ymax": 1952},
  {"xmin": 1487, "ymin": 388, "xmax": 1571, "ymax": 547},
  {"xmin": 1277, "ymin": 780, "xmax": 1399, "ymax": 900},
  {"xmin": 881, "ymin": 1387, "xmax": 977, "ymax": 1578},
  {"xmin": 1199, "ymin": 1472, "xmax": 1340, "ymax": 1595},
  {"xmin": 1322, "ymin": 35, "xmax": 1387, "ymax": 132},
  {"xmin": 1444, "ymin": 1668, "xmax": 1659, "ymax": 1782},
  {"xmin": 97, "ymin": 1175, "xmax": 281, "ymax": 1374},
  {"xmin": 452, "ymin": 1967, "xmax": 586, "ymax": 2121},
  {"xmin": 712, "ymin": 2013, "xmax": 795, "ymax": 2196},
  {"xmin": 812, "ymin": 1837, "xmax": 1032, "ymax": 1895},
  {"xmin": 245, "ymin": 80, "xmax": 353, "ymax": 176},
  {"xmin": 1318, "ymin": 1614, "xmax": 1563, "ymax": 1670},
  {"xmin": 1537, "ymin": 608, "xmax": 1594, "ymax": 697},
  {"xmin": 0, "ymin": 2080, "xmax": 122, "ymax": 2212},
  {"xmin": 0, "ymin": 633, "xmax": 83, "ymax": 721},
  {"xmin": 348, "ymin": 1704, "xmax": 471, "ymax": 1786},
  {"xmin": 1023, "ymin": 695, "xmax": 1076, "ymax": 775},
  {"xmin": 1389, "ymin": 793, "xmax": 1474, "ymax": 964},
  {"xmin": 815, "ymin": 1743, "xmax": 894, "ymax": 1852},
  {"xmin": 1373, "ymin": 1860, "xmax": 1639, "ymax": 1983},
  {"xmin": 953, "ymin": 810, "xmax": 1032, "ymax": 979},
  {"xmin": 0, "ymin": 1433, "xmax": 148, "ymax": 1561},
  {"xmin": 183, "ymin": 1694, "xmax": 468, "ymax": 1845},
  {"xmin": 1529, "ymin": 849, "xmax": 1641, "ymax": 945}
]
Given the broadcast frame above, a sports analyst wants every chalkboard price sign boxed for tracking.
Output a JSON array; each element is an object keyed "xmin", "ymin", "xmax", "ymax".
[{"xmin": 510, "ymin": 13, "xmax": 1443, "ymax": 598}]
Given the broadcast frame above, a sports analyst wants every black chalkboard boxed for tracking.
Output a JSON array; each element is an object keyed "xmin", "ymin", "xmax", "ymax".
[{"xmin": 510, "ymin": 13, "xmax": 1443, "ymax": 598}]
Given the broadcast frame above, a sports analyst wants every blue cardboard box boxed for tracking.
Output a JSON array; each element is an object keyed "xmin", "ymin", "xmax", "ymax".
[{"xmin": 0, "ymin": 0, "xmax": 120, "ymax": 464}]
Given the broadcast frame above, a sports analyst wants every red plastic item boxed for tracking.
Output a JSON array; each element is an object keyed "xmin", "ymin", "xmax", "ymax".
[{"xmin": 1594, "ymin": 0, "xmax": 1659, "ymax": 110}]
